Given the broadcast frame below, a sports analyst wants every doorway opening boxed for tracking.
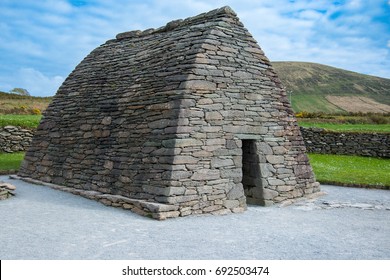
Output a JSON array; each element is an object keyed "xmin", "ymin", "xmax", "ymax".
[{"xmin": 241, "ymin": 139, "xmax": 265, "ymax": 205}]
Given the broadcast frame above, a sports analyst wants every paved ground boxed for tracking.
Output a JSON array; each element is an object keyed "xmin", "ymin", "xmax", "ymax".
[{"xmin": 0, "ymin": 175, "xmax": 389, "ymax": 260}]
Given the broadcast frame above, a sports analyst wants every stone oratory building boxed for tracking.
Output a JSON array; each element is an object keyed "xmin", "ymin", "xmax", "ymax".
[{"xmin": 18, "ymin": 6, "xmax": 320, "ymax": 219}]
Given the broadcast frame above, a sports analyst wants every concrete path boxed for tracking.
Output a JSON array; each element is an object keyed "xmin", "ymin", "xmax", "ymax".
[{"xmin": 0, "ymin": 175, "xmax": 389, "ymax": 260}]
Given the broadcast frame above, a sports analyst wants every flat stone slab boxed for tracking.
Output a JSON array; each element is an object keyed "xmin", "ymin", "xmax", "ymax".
[{"xmin": 0, "ymin": 181, "xmax": 16, "ymax": 191}]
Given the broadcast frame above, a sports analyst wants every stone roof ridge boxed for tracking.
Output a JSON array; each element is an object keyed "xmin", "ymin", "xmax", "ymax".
[{"xmin": 116, "ymin": 6, "xmax": 237, "ymax": 40}]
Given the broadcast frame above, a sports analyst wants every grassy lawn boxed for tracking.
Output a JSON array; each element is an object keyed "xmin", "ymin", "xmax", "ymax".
[
  {"xmin": 0, "ymin": 114, "xmax": 42, "ymax": 128},
  {"xmin": 308, "ymin": 153, "xmax": 390, "ymax": 188},
  {"xmin": 299, "ymin": 122, "xmax": 390, "ymax": 133},
  {"xmin": 0, "ymin": 152, "xmax": 24, "ymax": 171}
]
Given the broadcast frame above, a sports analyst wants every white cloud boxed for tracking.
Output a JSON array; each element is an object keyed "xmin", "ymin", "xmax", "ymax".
[{"xmin": 9, "ymin": 68, "xmax": 64, "ymax": 96}]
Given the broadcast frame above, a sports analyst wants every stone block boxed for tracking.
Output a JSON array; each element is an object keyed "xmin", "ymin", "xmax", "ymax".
[
  {"xmin": 197, "ymin": 186, "xmax": 213, "ymax": 194},
  {"xmin": 211, "ymin": 158, "xmax": 234, "ymax": 168},
  {"xmin": 148, "ymin": 119, "xmax": 170, "ymax": 129},
  {"xmin": 205, "ymin": 111, "xmax": 223, "ymax": 120},
  {"xmin": 268, "ymin": 178, "xmax": 285, "ymax": 186},
  {"xmin": 163, "ymin": 195, "xmax": 199, "ymax": 204},
  {"xmin": 203, "ymin": 205, "xmax": 223, "ymax": 212},
  {"xmin": 193, "ymin": 150, "xmax": 212, "ymax": 158},
  {"xmin": 174, "ymin": 138, "xmax": 203, "ymax": 147},
  {"xmin": 276, "ymin": 185, "xmax": 295, "ymax": 192},
  {"xmin": 163, "ymin": 171, "xmax": 192, "ymax": 180},
  {"xmin": 227, "ymin": 184, "xmax": 244, "ymax": 200},
  {"xmin": 266, "ymin": 155, "xmax": 284, "ymax": 164},
  {"xmin": 272, "ymin": 146, "xmax": 287, "ymax": 155},
  {"xmin": 206, "ymin": 139, "xmax": 226, "ymax": 146},
  {"xmin": 220, "ymin": 168, "xmax": 242, "ymax": 179},
  {"xmin": 141, "ymin": 201, "xmax": 179, "ymax": 213},
  {"xmin": 223, "ymin": 199, "xmax": 240, "ymax": 208},
  {"xmin": 207, "ymin": 193, "xmax": 226, "ymax": 200},
  {"xmin": 191, "ymin": 169, "xmax": 220, "ymax": 181},
  {"xmin": 260, "ymin": 163, "xmax": 276, "ymax": 177},
  {"xmin": 172, "ymin": 156, "xmax": 198, "ymax": 164},
  {"xmin": 262, "ymin": 188, "xmax": 279, "ymax": 200},
  {"xmin": 180, "ymin": 80, "xmax": 217, "ymax": 90}
]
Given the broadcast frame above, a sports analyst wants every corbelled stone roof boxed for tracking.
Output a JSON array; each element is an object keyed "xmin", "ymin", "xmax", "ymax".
[{"xmin": 116, "ymin": 6, "xmax": 238, "ymax": 40}]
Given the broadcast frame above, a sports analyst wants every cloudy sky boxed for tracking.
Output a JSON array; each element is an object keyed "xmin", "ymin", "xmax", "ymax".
[{"xmin": 0, "ymin": 0, "xmax": 389, "ymax": 97}]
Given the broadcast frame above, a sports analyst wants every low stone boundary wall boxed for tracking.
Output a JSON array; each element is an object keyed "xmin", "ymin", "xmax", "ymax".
[
  {"xmin": 300, "ymin": 127, "xmax": 389, "ymax": 158},
  {"xmin": 0, "ymin": 126, "xmax": 34, "ymax": 153},
  {"xmin": 1, "ymin": 126, "xmax": 389, "ymax": 158}
]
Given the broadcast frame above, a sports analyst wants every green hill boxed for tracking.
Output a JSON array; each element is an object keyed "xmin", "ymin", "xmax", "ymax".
[
  {"xmin": 0, "ymin": 91, "xmax": 51, "ymax": 115},
  {"xmin": 272, "ymin": 61, "xmax": 390, "ymax": 113}
]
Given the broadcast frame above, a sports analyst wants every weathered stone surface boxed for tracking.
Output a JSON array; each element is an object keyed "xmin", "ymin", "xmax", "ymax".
[
  {"xmin": 0, "ymin": 181, "xmax": 17, "ymax": 200},
  {"xmin": 16, "ymin": 6, "xmax": 319, "ymax": 220},
  {"xmin": 263, "ymin": 189, "xmax": 279, "ymax": 200},
  {"xmin": 277, "ymin": 185, "xmax": 295, "ymax": 192},
  {"xmin": 211, "ymin": 158, "xmax": 234, "ymax": 168},
  {"xmin": 205, "ymin": 111, "xmax": 223, "ymax": 121},
  {"xmin": 0, "ymin": 182, "xmax": 16, "ymax": 191},
  {"xmin": 141, "ymin": 201, "xmax": 179, "ymax": 213},
  {"xmin": 223, "ymin": 200, "xmax": 240, "ymax": 208},
  {"xmin": 180, "ymin": 80, "xmax": 217, "ymax": 90},
  {"xmin": 266, "ymin": 155, "xmax": 284, "ymax": 164},
  {"xmin": 227, "ymin": 184, "xmax": 245, "ymax": 200},
  {"xmin": 191, "ymin": 169, "xmax": 220, "ymax": 181}
]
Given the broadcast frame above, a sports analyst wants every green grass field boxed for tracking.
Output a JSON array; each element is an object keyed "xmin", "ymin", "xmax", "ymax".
[
  {"xmin": 308, "ymin": 154, "xmax": 390, "ymax": 188},
  {"xmin": 0, "ymin": 114, "xmax": 42, "ymax": 128},
  {"xmin": 0, "ymin": 152, "xmax": 24, "ymax": 171}
]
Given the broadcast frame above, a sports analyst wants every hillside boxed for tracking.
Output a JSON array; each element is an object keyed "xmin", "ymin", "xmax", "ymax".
[
  {"xmin": 272, "ymin": 61, "xmax": 390, "ymax": 113},
  {"xmin": 0, "ymin": 91, "xmax": 51, "ymax": 115}
]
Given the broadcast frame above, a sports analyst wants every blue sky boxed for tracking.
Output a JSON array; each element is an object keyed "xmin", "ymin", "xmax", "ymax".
[{"xmin": 0, "ymin": 0, "xmax": 389, "ymax": 96}]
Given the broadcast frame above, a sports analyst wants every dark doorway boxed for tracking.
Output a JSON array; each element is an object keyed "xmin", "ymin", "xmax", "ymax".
[{"xmin": 242, "ymin": 140, "xmax": 264, "ymax": 205}]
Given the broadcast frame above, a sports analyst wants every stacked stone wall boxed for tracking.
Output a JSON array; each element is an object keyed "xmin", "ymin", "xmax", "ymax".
[
  {"xmin": 301, "ymin": 127, "xmax": 389, "ymax": 158},
  {"xmin": 0, "ymin": 126, "xmax": 34, "ymax": 153}
]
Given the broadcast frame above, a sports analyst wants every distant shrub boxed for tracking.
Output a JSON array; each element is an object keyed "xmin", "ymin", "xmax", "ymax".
[
  {"xmin": 345, "ymin": 118, "xmax": 362, "ymax": 124},
  {"xmin": 32, "ymin": 108, "xmax": 41, "ymax": 115},
  {"xmin": 334, "ymin": 116, "xmax": 347, "ymax": 123},
  {"xmin": 295, "ymin": 111, "xmax": 322, "ymax": 118},
  {"xmin": 370, "ymin": 115, "xmax": 388, "ymax": 124}
]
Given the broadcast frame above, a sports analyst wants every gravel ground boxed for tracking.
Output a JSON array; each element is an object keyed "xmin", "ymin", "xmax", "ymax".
[{"xmin": 0, "ymin": 175, "xmax": 389, "ymax": 260}]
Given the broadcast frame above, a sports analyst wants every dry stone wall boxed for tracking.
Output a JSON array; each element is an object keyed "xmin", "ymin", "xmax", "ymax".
[
  {"xmin": 18, "ymin": 6, "xmax": 319, "ymax": 219},
  {"xmin": 0, "ymin": 126, "xmax": 34, "ymax": 153},
  {"xmin": 301, "ymin": 127, "xmax": 390, "ymax": 158}
]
